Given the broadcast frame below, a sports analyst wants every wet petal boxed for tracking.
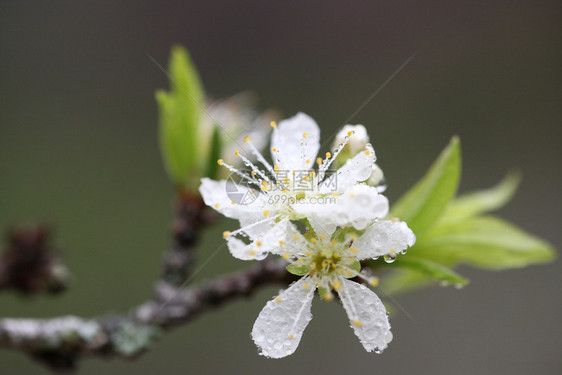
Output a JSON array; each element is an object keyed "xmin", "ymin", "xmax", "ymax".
[
  {"xmin": 338, "ymin": 278, "xmax": 392, "ymax": 353},
  {"xmin": 227, "ymin": 219, "xmax": 307, "ymax": 260},
  {"xmin": 293, "ymin": 185, "xmax": 388, "ymax": 230},
  {"xmin": 200, "ymin": 178, "xmax": 266, "ymax": 219},
  {"xmin": 271, "ymin": 113, "xmax": 320, "ymax": 171},
  {"xmin": 352, "ymin": 220, "xmax": 416, "ymax": 260},
  {"xmin": 319, "ymin": 144, "xmax": 376, "ymax": 192},
  {"xmin": 252, "ymin": 277, "xmax": 316, "ymax": 358}
]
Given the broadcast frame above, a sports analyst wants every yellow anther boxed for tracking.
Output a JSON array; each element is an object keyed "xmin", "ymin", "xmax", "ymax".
[
  {"xmin": 337, "ymin": 269, "xmax": 343, "ymax": 274},
  {"xmin": 289, "ymin": 334, "xmax": 295, "ymax": 339},
  {"xmin": 333, "ymin": 253, "xmax": 340, "ymax": 259},
  {"xmin": 310, "ymin": 238, "xmax": 316, "ymax": 244},
  {"xmin": 272, "ymin": 147, "xmax": 277, "ymax": 152},
  {"xmin": 217, "ymin": 159, "xmax": 224, "ymax": 165},
  {"xmin": 303, "ymin": 132, "xmax": 309, "ymax": 138},
  {"xmin": 293, "ymin": 234, "xmax": 299, "ymax": 240},
  {"xmin": 326, "ymin": 152, "xmax": 332, "ymax": 159},
  {"xmin": 270, "ymin": 121, "xmax": 277, "ymax": 128},
  {"xmin": 349, "ymin": 233, "xmax": 358, "ymax": 240},
  {"xmin": 316, "ymin": 157, "xmax": 323, "ymax": 165},
  {"xmin": 346, "ymin": 270, "xmax": 352, "ymax": 276},
  {"xmin": 279, "ymin": 240, "xmax": 285, "ymax": 246},
  {"xmin": 305, "ymin": 159, "xmax": 311, "ymax": 164},
  {"xmin": 297, "ymin": 258, "xmax": 304, "ymax": 263},
  {"xmin": 324, "ymin": 293, "xmax": 334, "ymax": 301},
  {"xmin": 222, "ymin": 231, "xmax": 230, "ymax": 238},
  {"xmin": 320, "ymin": 234, "xmax": 327, "ymax": 240},
  {"xmin": 282, "ymin": 252, "xmax": 290, "ymax": 260},
  {"xmin": 349, "ymin": 247, "xmax": 358, "ymax": 254},
  {"xmin": 389, "ymin": 248, "xmax": 396, "ymax": 255},
  {"xmin": 305, "ymin": 252, "xmax": 311, "ymax": 257},
  {"xmin": 391, "ymin": 217, "xmax": 399, "ymax": 223},
  {"xmin": 332, "ymin": 281, "xmax": 342, "ymax": 290},
  {"xmin": 244, "ymin": 136, "xmax": 251, "ymax": 143},
  {"xmin": 251, "ymin": 171, "xmax": 256, "ymax": 176},
  {"xmin": 370, "ymin": 277, "xmax": 380, "ymax": 287},
  {"xmin": 347, "ymin": 131, "xmax": 353, "ymax": 136},
  {"xmin": 331, "ymin": 240, "xmax": 337, "ymax": 246},
  {"xmin": 274, "ymin": 165, "xmax": 280, "ymax": 172},
  {"xmin": 231, "ymin": 201, "xmax": 236, "ymax": 205},
  {"xmin": 353, "ymin": 320, "xmax": 363, "ymax": 327},
  {"xmin": 214, "ymin": 203, "xmax": 220, "ymax": 209},
  {"xmin": 256, "ymin": 240, "xmax": 262, "ymax": 247},
  {"xmin": 275, "ymin": 297, "xmax": 282, "ymax": 303},
  {"xmin": 331, "ymin": 192, "xmax": 339, "ymax": 197},
  {"xmin": 263, "ymin": 210, "xmax": 270, "ymax": 217},
  {"xmin": 349, "ymin": 193, "xmax": 356, "ymax": 198},
  {"xmin": 365, "ymin": 150, "xmax": 371, "ymax": 156},
  {"xmin": 249, "ymin": 250, "xmax": 257, "ymax": 256},
  {"xmin": 303, "ymin": 283, "xmax": 309, "ymax": 290},
  {"xmin": 234, "ymin": 150, "xmax": 240, "ymax": 156},
  {"xmin": 310, "ymin": 263, "xmax": 316, "ymax": 269},
  {"xmin": 282, "ymin": 189, "xmax": 288, "ymax": 193}
]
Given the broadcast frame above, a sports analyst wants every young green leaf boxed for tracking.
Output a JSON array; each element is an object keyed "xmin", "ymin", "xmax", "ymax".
[
  {"xmin": 413, "ymin": 216, "xmax": 556, "ymax": 270},
  {"xmin": 389, "ymin": 137, "xmax": 461, "ymax": 236},
  {"xmin": 389, "ymin": 256, "xmax": 469, "ymax": 287},
  {"xmin": 156, "ymin": 45, "xmax": 205, "ymax": 188},
  {"xmin": 439, "ymin": 171, "xmax": 521, "ymax": 223}
]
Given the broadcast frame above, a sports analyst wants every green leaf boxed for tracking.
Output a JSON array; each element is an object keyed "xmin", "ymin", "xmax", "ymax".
[
  {"xmin": 390, "ymin": 256, "xmax": 469, "ymax": 287},
  {"xmin": 381, "ymin": 269, "xmax": 433, "ymax": 295},
  {"xmin": 157, "ymin": 45, "xmax": 205, "ymax": 188},
  {"xmin": 440, "ymin": 171, "xmax": 521, "ymax": 223},
  {"xmin": 204, "ymin": 125, "xmax": 223, "ymax": 180},
  {"xmin": 287, "ymin": 263, "xmax": 310, "ymax": 276},
  {"xmin": 413, "ymin": 216, "xmax": 556, "ymax": 270},
  {"xmin": 389, "ymin": 136, "xmax": 461, "ymax": 236}
]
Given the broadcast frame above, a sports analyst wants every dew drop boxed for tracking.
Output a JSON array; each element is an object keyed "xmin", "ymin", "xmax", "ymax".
[{"xmin": 383, "ymin": 254, "xmax": 396, "ymax": 263}]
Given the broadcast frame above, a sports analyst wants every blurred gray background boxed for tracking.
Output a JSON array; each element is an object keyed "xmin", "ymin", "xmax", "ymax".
[{"xmin": 0, "ymin": 1, "xmax": 560, "ymax": 374}]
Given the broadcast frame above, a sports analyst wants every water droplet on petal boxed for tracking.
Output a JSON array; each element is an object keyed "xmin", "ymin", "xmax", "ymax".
[{"xmin": 383, "ymin": 254, "xmax": 396, "ymax": 263}]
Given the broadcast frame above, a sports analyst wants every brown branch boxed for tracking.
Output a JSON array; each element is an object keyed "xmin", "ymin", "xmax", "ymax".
[
  {"xmin": 0, "ymin": 258, "xmax": 293, "ymax": 371},
  {"xmin": 0, "ymin": 225, "xmax": 70, "ymax": 295},
  {"xmin": 0, "ymin": 193, "xmax": 296, "ymax": 371}
]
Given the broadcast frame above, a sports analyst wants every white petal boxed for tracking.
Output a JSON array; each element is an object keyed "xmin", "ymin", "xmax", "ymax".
[
  {"xmin": 252, "ymin": 277, "xmax": 316, "ymax": 358},
  {"xmin": 319, "ymin": 144, "xmax": 376, "ymax": 193},
  {"xmin": 271, "ymin": 113, "xmax": 320, "ymax": 171},
  {"xmin": 227, "ymin": 219, "xmax": 306, "ymax": 260},
  {"xmin": 199, "ymin": 178, "xmax": 267, "ymax": 219},
  {"xmin": 293, "ymin": 185, "xmax": 388, "ymax": 230},
  {"xmin": 338, "ymin": 278, "xmax": 392, "ymax": 353},
  {"xmin": 352, "ymin": 220, "xmax": 416, "ymax": 260}
]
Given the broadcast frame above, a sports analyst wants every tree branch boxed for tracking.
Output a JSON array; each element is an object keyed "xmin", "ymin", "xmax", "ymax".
[{"xmin": 0, "ymin": 193, "xmax": 296, "ymax": 371}]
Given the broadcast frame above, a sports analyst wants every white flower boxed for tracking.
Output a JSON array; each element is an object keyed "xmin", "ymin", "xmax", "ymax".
[
  {"xmin": 334, "ymin": 124, "xmax": 386, "ymax": 192},
  {"xmin": 251, "ymin": 220, "xmax": 416, "ymax": 358},
  {"xmin": 200, "ymin": 112, "xmax": 386, "ymax": 260},
  {"xmin": 334, "ymin": 124, "xmax": 370, "ymax": 155}
]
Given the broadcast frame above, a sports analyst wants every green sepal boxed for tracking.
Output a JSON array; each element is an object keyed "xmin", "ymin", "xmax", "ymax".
[
  {"xmin": 318, "ymin": 286, "xmax": 330, "ymax": 300},
  {"xmin": 345, "ymin": 259, "xmax": 361, "ymax": 278},
  {"xmin": 390, "ymin": 136, "xmax": 461, "ymax": 236},
  {"xmin": 286, "ymin": 262, "xmax": 310, "ymax": 276}
]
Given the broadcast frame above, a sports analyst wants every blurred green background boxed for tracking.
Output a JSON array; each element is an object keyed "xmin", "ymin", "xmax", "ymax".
[{"xmin": 1, "ymin": 1, "xmax": 560, "ymax": 374}]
